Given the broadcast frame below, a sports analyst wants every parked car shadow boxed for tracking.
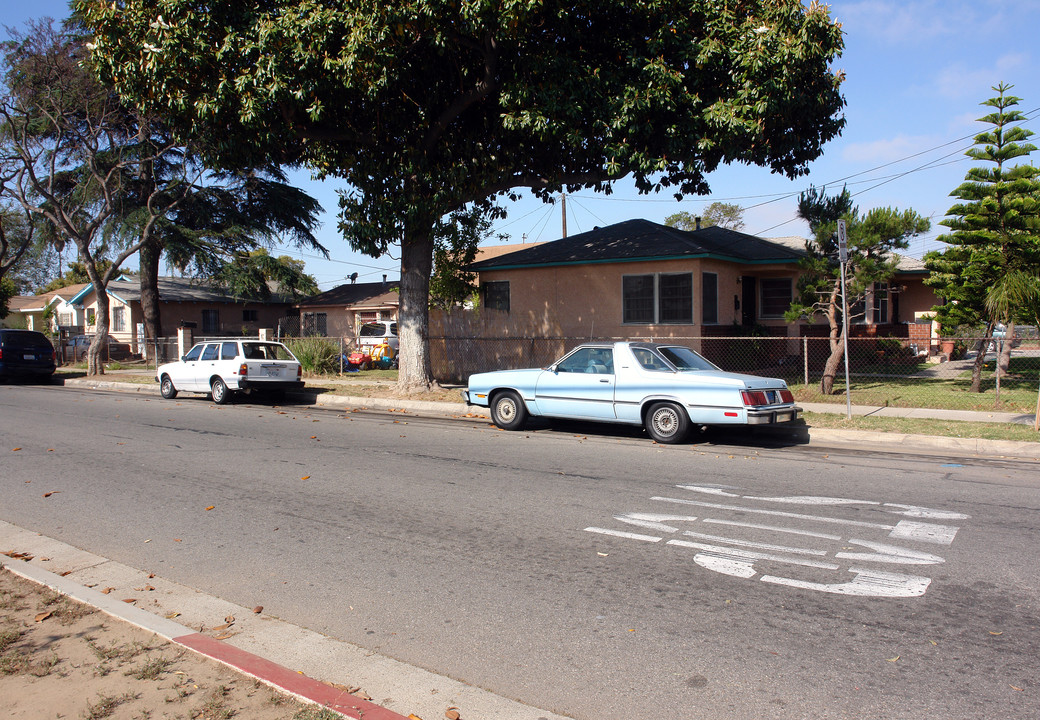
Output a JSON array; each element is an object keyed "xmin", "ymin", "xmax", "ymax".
[{"xmin": 538, "ymin": 418, "xmax": 810, "ymax": 448}]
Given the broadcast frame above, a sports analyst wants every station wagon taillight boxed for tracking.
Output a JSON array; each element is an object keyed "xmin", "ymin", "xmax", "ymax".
[{"xmin": 239, "ymin": 363, "xmax": 248, "ymax": 376}]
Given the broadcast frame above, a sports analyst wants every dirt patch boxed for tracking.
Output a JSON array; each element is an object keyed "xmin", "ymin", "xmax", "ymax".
[{"xmin": 0, "ymin": 567, "xmax": 340, "ymax": 720}]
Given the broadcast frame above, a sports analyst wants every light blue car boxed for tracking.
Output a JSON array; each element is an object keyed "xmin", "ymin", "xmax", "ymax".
[{"xmin": 462, "ymin": 341, "xmax": 801, "ymax": 444}]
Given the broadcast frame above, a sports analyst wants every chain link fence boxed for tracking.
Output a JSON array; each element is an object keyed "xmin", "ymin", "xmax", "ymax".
[{"xmin": 429, "ymin": 333, "xmax": 1040, "ymax": 415}]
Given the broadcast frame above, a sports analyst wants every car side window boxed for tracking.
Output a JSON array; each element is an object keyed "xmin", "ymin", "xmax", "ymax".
[
  {"xmin": 558, "ymin": 348, "xmax": 614, "ymax": 374},
  {"xmin": 200, "ymin": 344, "xmax": 219, "ymax": 361},
  {"xmin": 221, "ymin": 342, "xmax": 238, "ymax": 360},
  {"xmin": 183, "ymin": 345, "xmax": 203, "ymax": 362}
]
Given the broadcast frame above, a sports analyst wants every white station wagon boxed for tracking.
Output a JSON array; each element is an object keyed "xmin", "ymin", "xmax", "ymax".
[
  {"xmin": 156, "ymin": 339, "xmax": 304, "ymax": 404},
  {"xmin": 464, "ymin": 341, "xmax": 801, "ymax": 444}
]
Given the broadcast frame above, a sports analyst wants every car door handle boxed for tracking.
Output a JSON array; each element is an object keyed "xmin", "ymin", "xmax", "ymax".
[{"xmin": 599, "ymin": 378, "xmax": 611, "ymax": 383}]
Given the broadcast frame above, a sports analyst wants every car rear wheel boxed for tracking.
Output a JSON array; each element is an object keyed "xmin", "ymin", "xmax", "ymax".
[
  {"xmin": 645, "ymin": 402, "xmax": 689, "ymax": 444},
  {"xmin": 159, "ymin": 375, "xmax": 178, "ymax": 399},
  {"xmin": 490, "ymin": 390, "xmax": 528, "ymax": 431},
  {"xmin": 211, "ymin": 377, "xmax": 231, "ymax": 404}
]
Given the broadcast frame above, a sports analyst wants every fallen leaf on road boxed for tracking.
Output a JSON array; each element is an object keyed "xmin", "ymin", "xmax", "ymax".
[
  {"xmin": 214, "ymin": 632, "xmax": 235, "ymax": 640},
  {"xmin": 2, "ymin": 551, "xmax": 33, "ymax": 561},
  {"xmin": 1011, "ymin": 685, "xmax": 1024, "ymax": 691},
  {"xmin": 42, "ymin": 491, "xmax": 61, "ymax": 498},
  {"xmin": 408, "ymin": 715, "xmax": 423, "ymax": 720},
  {"xmin": 597, "ymin": 552, "xmax": 608, "ymax": 557},
  {"xmin": 205, "ymin": 505, "xmax": 215, "ymax": 511},
  {"xmin": 11, "ymin": 448, "xmax": 21, "ymax": 451},
  {"xmin": 301, "ymin": 476, "xmax": 310, "ymax": 480},
  {"xmin": 166, "ymin": 612, "xmax": 181, "ymax": 619},
  {"xmin": 989, "ymin": 631, "xmax": 1003, "ymax": 636},
  {"xmin": 446, "ymin": 707, "xmax": 461, "ymax": 720},
  {"xmin": 122, "ymin": 598, "xmax": 137, "ymax": 604},
  {"xmin": 34, "ymin": 611, "xmax": 53, "ymax": 623},
  {"xmin": 252, "ymin": 605, "xmax": 263, "ymax": 614},
  {"xmin": 224, "ymin": 614, "xmax": 235, "ymax": 623},
  {"xmin": 886, "ymin": 656, "xmax": 900, "ymax": 662}
]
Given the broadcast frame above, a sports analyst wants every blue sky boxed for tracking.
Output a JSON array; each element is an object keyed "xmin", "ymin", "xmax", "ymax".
[{"xmin": 4, "ymin": 1, "xmax": 1039, "ymax": 290}]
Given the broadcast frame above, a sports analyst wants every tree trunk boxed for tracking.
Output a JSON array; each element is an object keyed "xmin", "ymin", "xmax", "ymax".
[
  {"xmin": 139, "ymin": 238, "xmax": 163, "ymax": 357},
  {"xmin": 396, "ymin": 222, "xmax": 435, "ymax": 393},
  {"xmin": 819, "ymin": 279, "xmax": 843, "ymax": 395},
  {"xmin": 969, "ymin": 320, "xmax": 995, "ymax": 393},
  {"xmin": 88, "ymin": 281, "xmax": 110, "ymax": 376}
]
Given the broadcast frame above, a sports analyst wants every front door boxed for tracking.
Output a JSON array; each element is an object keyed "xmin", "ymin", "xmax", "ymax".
[{"xmin": 741, "ymin": 276, "xmax": 756, "ymax": 326}]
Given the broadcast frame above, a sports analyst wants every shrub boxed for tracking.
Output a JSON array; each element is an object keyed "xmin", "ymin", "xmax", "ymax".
[{"xmin": 286, "ymin": 337, "xmax": 341, "ymax": 374}]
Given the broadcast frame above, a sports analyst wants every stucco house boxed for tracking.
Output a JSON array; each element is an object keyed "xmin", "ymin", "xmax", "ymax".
[
  {"xmin": 293, "ymin": 279, "xmax": 400, "ymax": 338},
  {"xmin": 2, "ymin": 283, "xmax": 91, "ymax": 332},
  {"xmin": 468, "ymin": 218, "xmax": 941, "ymax": 343}
]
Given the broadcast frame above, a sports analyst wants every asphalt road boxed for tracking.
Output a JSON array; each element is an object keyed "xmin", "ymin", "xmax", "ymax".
[{"xmin": 2, "ymin": 384, "xmax": 1038, "ymax": 720}]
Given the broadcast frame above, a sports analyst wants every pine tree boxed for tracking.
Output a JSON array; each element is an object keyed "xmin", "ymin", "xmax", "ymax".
[{"xmin": 924, "ymin": 83, "xmax": 1040, "ymax": 392}]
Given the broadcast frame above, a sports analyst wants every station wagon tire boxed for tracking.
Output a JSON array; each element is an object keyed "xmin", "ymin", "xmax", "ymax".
[
  {"xmin": 490, "ymin": 390, "xmax": 528, "ymax": 431},
  {"xmin": 645, "ymin": 402, "xmax": 689, "ymax": 444},
  {"xmin": 211, "ymin": 377, "xmax": 231, "ymax": 404},
  {"xmin": 159, "ymin": 375, "xmax": 177, "ymax": 399}
]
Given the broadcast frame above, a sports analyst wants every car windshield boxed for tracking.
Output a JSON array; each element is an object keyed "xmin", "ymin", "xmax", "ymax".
[
  {"xmin": 657, "ymin": 346, "xmax": 719, "ymax": 371},
  {"xmin": 242, "ymin": 342, "xmax": 295, "ymax": 361}
]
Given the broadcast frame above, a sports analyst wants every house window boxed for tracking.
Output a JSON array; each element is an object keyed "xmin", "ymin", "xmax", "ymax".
[
  {"xmin": 112, "ymin": 306, "xmax": 125, "ymax": 332},
  {"xmin": 872, "ymin": 283, "xmax": 889, "ymax": 324},
  {"xmin": 86, "ymin": 308, "xmax": 96, "ymax": 326},
  {"xmin": 201, "ymin": 309, "xmax": 220, "ymax": 333},
  {"xmin": 701, "ymin": 272, "xmax": 718, "ymax": 325},
  {"xmin": 303, "ymin": 312, "xmax": 328, "ymax": 336},
  {"xmin": 759, "ymin": 278, "xmax": 792, "ymax": 318},
  {"xmin": 243, "ymin": 309, "xmax": 258, "ymax": 322},
  {"xmin": 58, "ymin": 312, "xmax": 72, "ymax": 327},
  {"xmin": 483, "ymin": 281, "xmax": 510, "ymax": 312},
  {"xmin": 622, "ymin": 273, "xmax": 693, "ymax": 324}
]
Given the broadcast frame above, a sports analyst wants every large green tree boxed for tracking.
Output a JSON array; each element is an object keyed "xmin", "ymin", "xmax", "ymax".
[
  {"xmin": 787, "ymin": 187, "xmax": 929, "ymax": 395},
  {"xmin": 1, "ymin": 18, "xmax": 188, "ymax": 375},
  {"xmin": 81, "ymin": 0, "xmax": 846, "ymax": 391},
  {"xmin": 924, "ymin": 84, "xmax": 1040, "ymax": 392}
]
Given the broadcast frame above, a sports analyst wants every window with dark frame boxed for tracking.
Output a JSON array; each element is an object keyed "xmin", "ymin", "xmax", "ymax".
[
  {"xmin": 242, "ymin": 309, "xmax": 259, "ymax": 322},
  {"xmin": 759, "ymin": 278, "xmax": 793, "ymax": 318},
  {"xmin": 623, "ymin": 272, "xmax": 693, "ymax": 324},
  {"xmin": 701, "ymin": 272, "xmax": 718, "ymax": 324},
  {"xmin": 483, "ymin": 281, "xmax": 510, "ymax": 312},
  {"xmin": 201, "ymin": 309, "xmax": 220, "ymax": 333}
]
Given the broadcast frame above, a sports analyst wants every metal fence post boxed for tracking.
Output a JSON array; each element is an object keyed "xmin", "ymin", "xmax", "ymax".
[{"xmin": 803, "ymin": 337, "xmax": 809, "ymax": 386}]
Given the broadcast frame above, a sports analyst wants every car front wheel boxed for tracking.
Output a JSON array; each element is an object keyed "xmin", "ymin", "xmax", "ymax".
[
  {"xmin": 490, "ymin": 390, "xmax": 528, "ymax": 431},
  {"xmin": 159, "ymin": 375, "xmax": 178, "ymax": 399},
  {"xmin": 645, "ymin": 402, "xmax": 689, "ymax": 444},
  {"xmin": 211, "ymin": 378, "xmax": 231, "ymax": 404}
]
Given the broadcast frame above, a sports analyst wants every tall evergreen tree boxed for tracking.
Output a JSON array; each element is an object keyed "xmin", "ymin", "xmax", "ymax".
[{"xmin": 924, "ymin": 83, "xmax": 1040, "ymax": 392}]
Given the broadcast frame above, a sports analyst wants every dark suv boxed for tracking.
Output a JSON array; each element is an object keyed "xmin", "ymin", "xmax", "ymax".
[{"xmin": 0, "ymin": 329, "xmax": 57, "ymax": 382}]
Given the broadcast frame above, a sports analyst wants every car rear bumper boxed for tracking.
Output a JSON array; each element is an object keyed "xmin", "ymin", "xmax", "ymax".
[
  {"xmin": 0, "ymin": 362, "xmax": 56, "ymax": 377},
  {"xmin": 238, "ymin": 379, "xmax": 305, "ymax": 392},
  {"xmin": 746, "ymin": 405, "xmax": 801, "ymax": 424}
]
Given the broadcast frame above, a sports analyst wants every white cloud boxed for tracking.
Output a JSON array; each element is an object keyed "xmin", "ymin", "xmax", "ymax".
[
  {"xmin": 840, "ymin": 134, "xmax": 935, "ymax": 164},
  {"xmin": 934, "ymin": 53, "xmax": 1031, "ymax": 99}
]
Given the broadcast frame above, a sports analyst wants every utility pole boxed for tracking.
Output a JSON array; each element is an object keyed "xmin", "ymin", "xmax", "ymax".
[{"xmin": 561, "ymin": 192, "xmax": 567, "ymax": 238}]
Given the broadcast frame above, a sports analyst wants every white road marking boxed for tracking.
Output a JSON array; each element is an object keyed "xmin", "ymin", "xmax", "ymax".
[
  {"xmin": 702, "ymin": 518, "xmax": 842, "ymax": 540},
  {"xmin": 652, "ymin": 496, "xmax": 896, "ymax": 530},
  {"xmin": 585, "ymin": 527, "xmax": 662, "ymax": 543},
  {"xmin": 611, "ymin": 512, "xmax": 697, "ymax": 533},
  {"xmin": 882, "ymin": 504, "xmax": 970, "ymax": 520},
  {"xmin": 836, "ymin": 539, "xmax": 945, "ymax": 565},
  {"xmin": 679, "ymin": 530, "xmax": 829, "ymax": 556},
  {"xmin": 890, "ymin": 520, "xmax": 960, "ymax": 545},
  {"xmin": 761, "ymin": 568, "xmax": 932, "ymax": 598},
  {"xmin": 666, "ymin": 540, "xmax": 840, "ymax": 570}
]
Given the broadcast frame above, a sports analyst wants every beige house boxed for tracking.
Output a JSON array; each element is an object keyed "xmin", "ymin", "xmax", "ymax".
[
  {"xmin": 294, "ymin": 279, "xmax": 400, "ymax": 338},
  {"xmin": 469, "ymin": 219, "xmax": 941, "ymax": 342},
  {"xmin": 2, "ymin": 283, "xmax": 91, "ymax": 332}
]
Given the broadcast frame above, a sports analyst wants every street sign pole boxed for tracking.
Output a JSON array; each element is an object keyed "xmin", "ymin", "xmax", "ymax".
[{"xmin": 837, "ymin": 220, "xmax": 852, "ymax": 420}]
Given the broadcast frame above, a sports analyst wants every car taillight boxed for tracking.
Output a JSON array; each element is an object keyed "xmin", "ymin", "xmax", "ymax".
[
  {"xmin": 780, "ymin": 389, "xmax": 794, "ymax": 403},
  {"xmin": 239, "ymin": 363, "xmax": 248, "ymax": 376},
  {"xmin": 741, "ymin": 390, "xmax": 769, "ymax": 407},
  {"xmin": 297, "ymin": 365, "xmax": 302, "ymax": 379}
]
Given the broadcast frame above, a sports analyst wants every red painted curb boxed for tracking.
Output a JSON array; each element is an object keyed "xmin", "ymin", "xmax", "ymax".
[{"xmin": 173, "ymin": 633, "xmax": 411, "ymax": 720}]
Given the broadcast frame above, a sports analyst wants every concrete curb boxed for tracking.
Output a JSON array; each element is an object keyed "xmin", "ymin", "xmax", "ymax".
[
  {"xmin": 62, "ymin": 377, "xmax": 1040, "ymax": 460},
  {"xmin": 3, "ymin": 559, "xmax": 410, "ymax": 720}
]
